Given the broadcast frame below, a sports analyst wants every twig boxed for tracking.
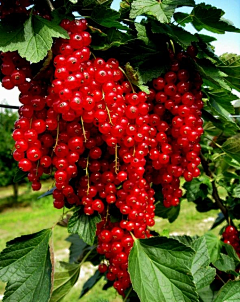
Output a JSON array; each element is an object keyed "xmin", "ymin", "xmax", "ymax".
[
  {"xmin": 81, "ymin": 117, "xmax": 87, "ymax": 142},
  {"xmin": 53, "ymin": 115, "xmax": 60, "ymax": 151},
  {"xmin": 200, "ymin": 152, "xmax": 228, "ymax": 220},
  {"xmin": 85, "ymin": 156, "xmax": 90, "ymax": 195},
  {"xmin": 123, "ymin": 287, "xmax": 133, "ymax": 302},
  {"xmin": 45, "ymin": 0, "xmax": 55, "ymax": 11},
  {"xmin": 0, "ymin": 104, "xmax": 19, "ymax": 110}
]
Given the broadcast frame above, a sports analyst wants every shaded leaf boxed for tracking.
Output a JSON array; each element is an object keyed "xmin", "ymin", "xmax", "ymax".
[
  {"xmin": 210, "ymin": 213, "xmax": 225, "ymax": 230},
  {"xmin": 13, "ymin": 168, "xmax": 27, "ymax": 183},
  {"xmin": 68, "ymin": 209, "xmax": 101, "ymax": 245},
  {"xmin": 80, "ymin": 269, "xmax": 102, "ymax": 298},
  {"xmin": 50, "ymin": 262, "xmax": 80, "ymax": 302},
  {"xmin": 91, "ymin": 6, "xmax": 128, "ymax": 30},
  {"xmin": 0, "ymin": 229, "xmax": 52, "ymax": 302},
  {"xmin": 38, "ymin": 187, "xmax": 55, "ymax": 199},
  {"xmin": 128, "ymin": 236, "xmax": 198, "ymax": 302},
  {"xmin": 151, "ymin": 22, "xmax": 198, "ymax": 47},
  {"xmin": 155, "ymin": 202, "xmax": 180, "ymax": 223},
  {"xmin": 173, "ymin": 12, "xmax": 192, "ymax": 26},
  {"xmin": 65, "ymin": 234, "xmax": 88, "ymax": 264}
]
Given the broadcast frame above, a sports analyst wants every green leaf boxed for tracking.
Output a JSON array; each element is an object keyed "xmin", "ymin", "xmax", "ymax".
[
  {"xmin": 80, "ymin": 269, "xmax": 102, "ymax": 298},
  {"xmin": 91, "ymin": 6, "xmax": 128, "ymax": 30},
  {"xmin": 69, "ymin": 0, "xmax": 78, "ymax": 3},
  {"xmin": 204, "ymin": 233, "xmax": 222, "ymax": 263},
  {"xmin": 191, "ymin": 3, "xmax": 240, "ymax": 34},
  {"xmin": 213, "ymin": 253, "xmax": 238, "ymax": 276},
  {"xmin": 173, "ymin": 12, "xmax": 192, "ymax": 26},
  {"xmin": 128, "ymin": 237, "xmax": 198, "ymax": 302},
  {"xmin": 65, "ymin": 234, "xmax": 88, "ymax": 264},
  {"xmin": 13, "ymin": 168, "xmax": 27, "ymax": 183},
  {"xmin": 222, "ymin": 134, "xmax": 240, "ymax": 164},
  {"xmin": 50, "ymin": 262, "xmax": 80, "ymax": 302},
  {"xmin": 0, "ymin": 16, "xmax": 69, "ymax": 63},
  {"xmin": 191, "ymin": 237, "xmax": 216, "ymax": 290},
  {"xmin": 0, "ymin": 229, "xmax": 52, "ymax": 302},
  {"xmin": 21, "ymin": 16, "xmax": 69, "ymax": 63},
  {"xmin": 155, "ymin": 202, "xmax": 180, "ymax": 223},
  {"xmin": 68, "ymin": 209, "xmax": 101, "ymax": 246},
  {"xmin": 214, "ymin": 280, "xmax": 240, "ymax": 302},
  {"xmin": 218, "ymin": 53, "xmax": 240, "ymax": 92},
  {"xmin": 130, "ymin": 0, "xmax": 195, "ymax": 23}
]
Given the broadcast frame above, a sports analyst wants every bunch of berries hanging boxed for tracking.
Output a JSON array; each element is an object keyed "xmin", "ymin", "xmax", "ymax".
[{"xmin": 1, "ymin": 17, "xmax": 205, "ymax": 296}]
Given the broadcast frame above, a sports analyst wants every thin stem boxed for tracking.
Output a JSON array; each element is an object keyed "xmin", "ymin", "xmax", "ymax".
[
  {"xmin": 91, "ymin": 51, "xmax": 96, "ymax": 59},
  {"xmin": 105, "ymin": 105, "xmax": 113, "ymax": 125},
  {"xmin": 35, "ymin": 160, "xmax": 40, "ymax": 177},
  {"xmin": 123, "ymin": 287, "xmax": 133, "ymax": 302},
  {"xmin": 81, "ymin": 117, "xmax": 87, "ymax": 142},
  {"xmin": 104, "ymin": 205, "xmax": 110, "ymax": 228},
  {"xmin": 170, "ymin": 40, "xmax": 175, "ymax": 53},
  {"xmin": 102, "ymin": 91, "xmax": 113, "ymax": 125},
  {"xmin": 53, "ymin": 115, "xmax": 60, "ymax": 151},
  {"xmin": 118, "ymin": 66, "xmax": 136, "ymax": 93},
  {"xmin": 200, "ymin": 152, "xmax": 228, "ymax": 220},
  {"xmin": 78, "ymin": 247, "xmax": 94, "ymax": 265},
  {"xmin": 132, "ymin": 145, "xmax": 136, "ymax": 157},
  {"xmin": 216, "ymin": 272, "xmax": 226, "ymax": 285},
  {"xmin": 85, "ymin": 156, "xmax": 90, "ymax": 195},
  {"xmin": 0, "ymin": 104, "xmax": 19, "ymax": 110},
  {"xmin": 114, "ymin": 144, "xmax": 119, "ymax": 174},
  {"xmin": 45, "ymin": 0, "xmax": 55, "ymax": 11}
]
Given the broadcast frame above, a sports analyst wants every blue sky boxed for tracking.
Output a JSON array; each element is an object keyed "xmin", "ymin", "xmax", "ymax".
[{"xmin": 1, "ymin": 0, "xmax": 239, "ymax": 106}]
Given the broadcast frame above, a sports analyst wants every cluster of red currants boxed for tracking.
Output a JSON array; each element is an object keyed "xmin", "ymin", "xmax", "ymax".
[
  {"xmin": 1, "ymin": 17, "xmax": 205, "ymax": 296},
  {"xmin": 0, "ymin": 0, "xmax": 32, "ymax": 19},
  {"xmin": 222, "ymin": 225, "xmax": 240, "ymax": 258},
  {"xmin": 145, "ymin": 48, "xmax": 204, "ymax": 207}
]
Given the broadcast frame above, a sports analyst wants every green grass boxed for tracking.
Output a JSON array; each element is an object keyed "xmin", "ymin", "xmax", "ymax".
[{"xmin": 0, "ymin": 183, "xmax": 222, "ymax": 301}]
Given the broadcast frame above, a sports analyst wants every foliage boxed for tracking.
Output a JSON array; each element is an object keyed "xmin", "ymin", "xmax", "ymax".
[
  {"xmin": 0, "ymin": 0, "xmax": 240, "ymax": 302},
  {"xmin": 0, "ymin": 109, "xmax": 19, "ymax": 187}
]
